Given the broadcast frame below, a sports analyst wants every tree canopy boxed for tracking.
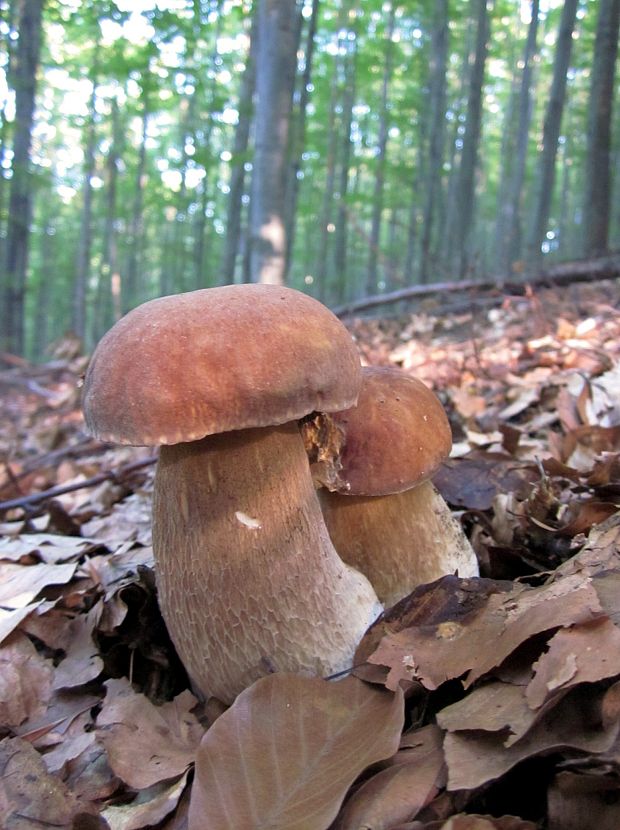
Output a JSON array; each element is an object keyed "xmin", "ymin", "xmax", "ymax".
[{"xmin": 0, "ymin": 0, "xmax": 618, "ymax": 357}]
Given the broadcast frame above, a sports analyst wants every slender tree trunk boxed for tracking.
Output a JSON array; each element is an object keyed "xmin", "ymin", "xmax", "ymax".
[
  {"xmin": 366, "ymin": 3, "xmax": 396, "ymax": 296},
  {"xmin": 2, "ymin": 0, "xmax": 44, "ymax": 354},
  {"xmin": 446, "ymin": 0, "xmax": 490, "ymax": 279},
  {"xmin": 72, "ymin": 72, "xmax": 98, "ymax": 343},
  {"xmin": 220, "ymin": 9, "xmax": 257, "ymax": 283},
  {"xmin": 315, "ymin": 64, "xmax": 341, "ymax": 300},
  {"xmin": 419, "ymin": 0, "xmax": 449, "ymax": 284},
  {"xmin": 333, "ymin": 5, "xmax": 359, "ymax": 302},
  {"xmin": 123, "ymin": 96, "xmax": 149, "ymax": 311},
  {"xmin": 525, "ymin": 0, "xmax": 578, "ymax": 270},
  {"xmin": 284, "ymin": 0, "xmax": 318, "ymax": 275},
  {"xmin": 32, "ymin": 209, "xmax": 54, "ymax": 358},
  {"xmin": 495, "ymin": 0, "xmax": 540, "ymax": 275},
  {"xmin": 583, "ymin": 0, "xmax": 620, "ymax": 257},
  {"xmin": 249, "ymin": 0, "xmax": 299, "ymax": 285},
  {"xmin": 97, "ymin": 96, "xmax": 122, "ymax": 336},
  {"xmin": 0, "ymin": 1, "xmax": 17, "ymax": 269},
  {"xmin": 191, "ymin": 0, "xmax": 222, "ymax": 289},
  {"xmin": 441, "ymin": 19, "xmax": 474, "ymax": 277}
]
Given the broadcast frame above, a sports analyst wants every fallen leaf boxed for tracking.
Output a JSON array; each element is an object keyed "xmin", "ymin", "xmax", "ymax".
[
  {"xmin": 0, "ymin": 735, "xmax": 85, "ymax": 829},
  {"xmin": 188, "ymin": 673, "xmax": 404, "ymax": 830},
  {"xmin": 0, "ymin": 561, "xmax": 77, "ymax": 608},
  {"xmin": 333, "ymin": 724, "xmax": 445, "ymax": 829},
  {"xmin": 437, "ymin": 682, "xmax": 537, "ymax": 746},
  {"xmin": 366, "ymin": 573, "xmax": 603, "ymax": 691},
  {"xmin": 100, "ymin": 771, "xmax": 189, "ymax": 830},
  {"xmin": 443, "ymin": 686, "xmax": 619, "ymax": 790},
  {"xmin": 96, "ymin": 677, "xmax": 203, "ymax": 790},
  {"xmin": 0, "ymin": 631, "xmax": 53, "ymax": 727},
  {"xmin": 53, "ymin": 602, "xmax": 104, "ymax": 690},
  {"xmin": 547, "ymin": 771, "xmax": 620, "ymax": 830},
  {"xmin": 526, "ymin": 619, "xmax": 620, "ymax": 708}
]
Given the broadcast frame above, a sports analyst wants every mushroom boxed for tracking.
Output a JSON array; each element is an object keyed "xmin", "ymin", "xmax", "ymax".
[
  {"xmin": 302, "ymin": 365, "xmax": 479, "ymax": 608},
  {"xmin": 82, "ymin": 284, "xmax": 382, "ymax": 703}
]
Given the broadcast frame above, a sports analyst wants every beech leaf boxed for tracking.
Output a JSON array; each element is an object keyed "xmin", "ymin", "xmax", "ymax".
[
  {"xmin": 333, "ymin": 724, "xmax": 445, "ymax": 829},
  {"xmin": 188, "ymin": 673, "xmax": 404, "ymax": 830}
]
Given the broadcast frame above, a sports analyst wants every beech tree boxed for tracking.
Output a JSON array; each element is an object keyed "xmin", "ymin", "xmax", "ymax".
[
  {"xmin": 2, "ymin": 0, "xmax": 44, "ymax": 354},
  {"xmin": 525, "ymin": 0, "xmax": 579, "ymax": 270},
  {"xmin": 583, "ymin": 0, "xmax": 620, "ymax": 257},
  {"xmin": 248, "ymin": 0, "xmax": 300, "ymax": 285},
  {"xmin": 0, "ymin": 0, "xmax": 617, "ymax": 357}
]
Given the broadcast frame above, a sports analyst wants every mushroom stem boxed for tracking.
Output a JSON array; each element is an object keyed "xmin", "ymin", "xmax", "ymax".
[
  {"xmin": 319, "ymin": 480, "xmax": 478, "ymax": 609},
  {"xmin": 153, "ymin": 422, "xmax": 382, "ymax": 703}
]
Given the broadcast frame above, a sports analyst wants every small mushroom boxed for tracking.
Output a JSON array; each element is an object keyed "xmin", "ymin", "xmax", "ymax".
[
  {"xmin": 302, "ymin": 365, "xmax": 479, "ymax": 608},
  {"xmin": 83, "ymin": 285, "xmax": 382, "ymax": 703}
]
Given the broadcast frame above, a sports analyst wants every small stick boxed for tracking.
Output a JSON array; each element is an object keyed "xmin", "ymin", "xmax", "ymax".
[{"xmin": 0, "ymin": 454, "xmax": 158, "ymax": 513}]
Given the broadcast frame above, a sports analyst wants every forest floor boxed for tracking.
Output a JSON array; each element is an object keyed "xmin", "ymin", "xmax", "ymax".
[{"xmin": 1, "ymin": 277, "xmax": 619, "ymax": 830}]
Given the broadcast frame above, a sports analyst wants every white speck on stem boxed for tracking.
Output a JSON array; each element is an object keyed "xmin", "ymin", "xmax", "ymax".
[{"xmin": 235, "ymin": 511, "xmax": 262, "ymax": 530}]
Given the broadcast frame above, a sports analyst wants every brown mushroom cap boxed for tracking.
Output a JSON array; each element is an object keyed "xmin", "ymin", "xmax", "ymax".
[
  {"xmin": 83, "ymin": 284, "xmax": 362, "ymax": 446},
  {"xmin": 305, "ymin": 366, "xmax": 452, "ymax": 496}
]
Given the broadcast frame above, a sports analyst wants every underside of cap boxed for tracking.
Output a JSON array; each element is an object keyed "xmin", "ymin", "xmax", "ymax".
[
  {"xmin": 303, "ymin": 366, "xmax": 452, "ymax": 496},
  {"xmin": 82, "ymin": 284, "xmax": 362, "ymax": 446}
]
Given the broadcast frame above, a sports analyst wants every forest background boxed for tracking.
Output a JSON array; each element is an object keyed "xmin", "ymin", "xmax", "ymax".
[{"xmin": 0, "ymin": 0, "xmax": 618, "ymax": 360}]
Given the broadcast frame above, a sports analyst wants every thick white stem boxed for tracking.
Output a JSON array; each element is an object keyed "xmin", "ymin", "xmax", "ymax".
[{"xmin": 153, "ymin": 423, "xmax": 382, "ymax": 703}]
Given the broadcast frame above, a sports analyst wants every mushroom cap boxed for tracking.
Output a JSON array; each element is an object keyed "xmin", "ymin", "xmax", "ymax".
[
  {"xmin": 83, "ymin": 284, "xmax": 362, "ymax": 446},
  {"xmin": 307, "ymin": 366, "xmax": 452, "ymax": 496}
]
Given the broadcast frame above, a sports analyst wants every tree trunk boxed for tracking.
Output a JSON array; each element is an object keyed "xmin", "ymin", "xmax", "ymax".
[
  {"xmin": 582, "ymin": 0, "xmax": 620, "ymax": 257},
  {"xmin": 419, "ymin": 0, "xmax": 449, "ymax": 284},
  {"xmin": 220, "ymin": 8, "xmax": 257, "ymax": 284},
  {"xmin": 1, "ymin": 0, "xmax": 44, "ymax": 355},
  {"xmin": 525, "ymin": 0, "xmax": 578, "ymax": 270},
  {"xmin": 123, "ymin": 96, "xmax": 149, "ymax": 312},
  {"xmin": 284, "ymin": 0, "xmax": 318, "ymax": 276},
  {"xmin": 248, "ymin": 0, "xmax": 299, "ymax": 285},
  {"xmin": 495, "ymin": 0, "xmax": 540, "ymax": 275},
  {"xmin": 315, "ymin": 60, "xmax": 341, "ymax": 301},
  {"xmin": 96, "ymin": 95, "xmax": 122, "ymax": 337},
  {"xmin": 366, "ymin": 4, "xmax": 396, "ymax": 296},
  {"xmin": 72, "ymin": 73, "xmax": 98, "ymax": 344},
  {"xmin": 446, "ymin": 0, "xmax": 490, "ymax": 279},
  {"xmin": 333, "ymin": 4, "xmax": 359, "ymax": 303}
]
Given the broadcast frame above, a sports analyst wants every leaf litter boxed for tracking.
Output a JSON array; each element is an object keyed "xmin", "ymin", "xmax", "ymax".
[{"xmin": 0, "ymin": 279, "xmax": 619, "ymax": 828}]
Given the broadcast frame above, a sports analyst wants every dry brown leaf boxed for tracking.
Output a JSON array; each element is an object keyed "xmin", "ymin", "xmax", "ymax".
[
  {"xmin": 526, "ymin": 619, "xmax": 620, "ymax": 709},
  {"xmin": 100, "ymin": 771, "xmax": 189, "ymax": 830},
  {"xmin": 0, "ymin": 631, "xmax": 53, "ymax": 727},
  {"xmin": 96, "ymin": 678, "xmax": 203, "ymax": 790},
  {"xmin": 436, "ymin": 682, "xmax": 536, "ymax": 746},
  {"xmin": 433, "ymin": 455, "xmax": 532, "ymax": 510},
  {"xmin": 443, "ymin": 686, "xmax": 619, "ymax": 790},
  {"xmin": 53, "ymin": 602, "xmax": 104, "ymax": 689},
  {"xmin": 547, "ymin": 771, "xmax": 620, "ymax": 830},
  {"xmin": 0, "ymin": 561, "xmax": 77, "ymax": 608},
  {"xmin": 0, "ymin": 601, "xmax": 43, "ymax": 645},
  {"xmin": 333, "ymin": 724, "xmax": 445, "ymax": 829},
  {"xmin": 367, "ymin": 573, "xmax": 603, "ymax": 691},
  {"xmin": 188, "ymin": 673, "xmax": 404, "ymax": 830},
  {"xmin": 0, "ymin": 532, "xmax": 96, "ymax": 564},
  {"xmin": 427, "ymin": 817, "xmax": 538, "ymax": 830},
  {"xmin": 0, "ymin": 735, "xmax": 86, "ymax": 829}
]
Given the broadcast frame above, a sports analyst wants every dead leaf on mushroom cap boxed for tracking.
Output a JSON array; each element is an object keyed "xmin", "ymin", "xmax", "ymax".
[{"xmin": 188, "ymin": 673, "xmax": 404, "ymax": 830}]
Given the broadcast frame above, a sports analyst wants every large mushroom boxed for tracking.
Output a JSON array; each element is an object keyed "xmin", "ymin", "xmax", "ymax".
[
  {"xmin": 302, "ymin": 365, "xmax": 479, "ymax": 608},
  {"xmin": 82, "ymin": 284, "xmax": 382, "ymax": 703}
]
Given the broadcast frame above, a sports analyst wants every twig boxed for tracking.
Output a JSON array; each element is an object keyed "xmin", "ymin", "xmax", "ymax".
[{"xmin": 0, "ymin": 454, "xmax": 158, "ymax": 513}]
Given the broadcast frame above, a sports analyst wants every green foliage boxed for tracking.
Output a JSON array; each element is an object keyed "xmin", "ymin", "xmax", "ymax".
[{"xmin": 0, "ymin": 0, "xmax": 616, "ymax": 357}]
